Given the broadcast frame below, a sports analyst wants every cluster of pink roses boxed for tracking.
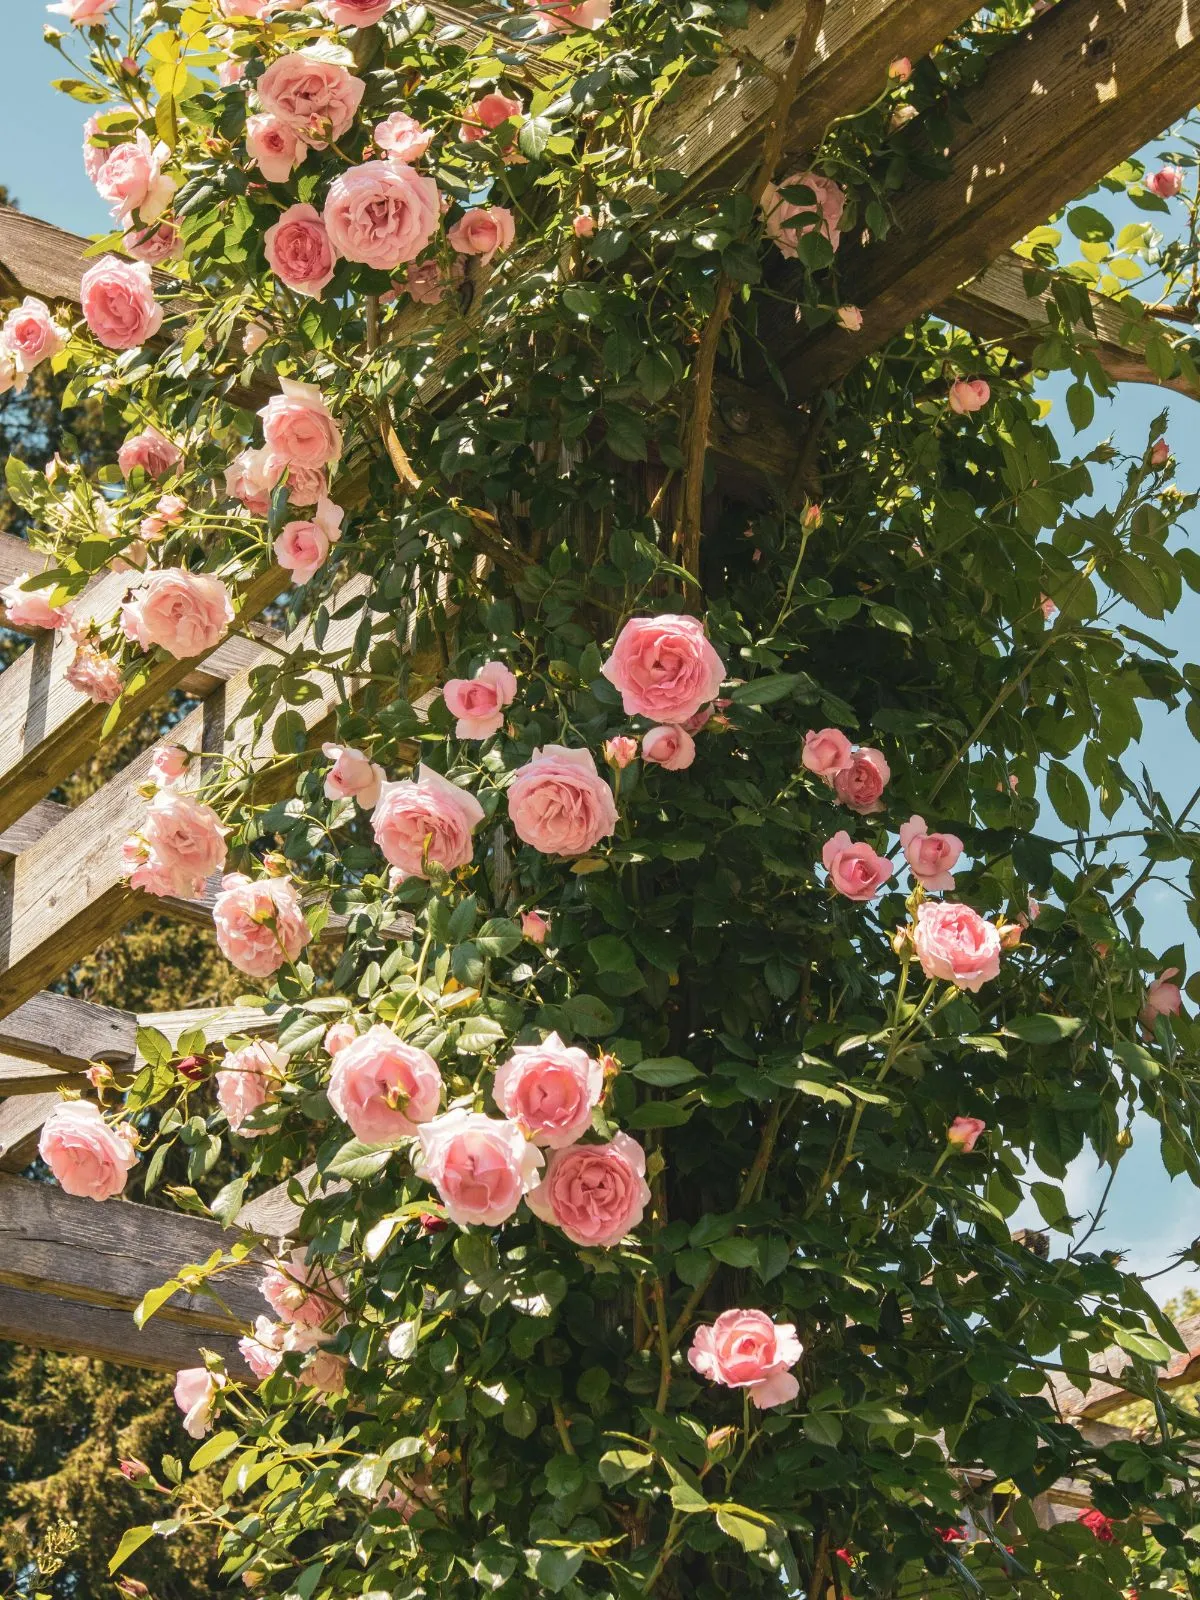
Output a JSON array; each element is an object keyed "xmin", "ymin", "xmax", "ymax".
[
  {"xmin": 121, "ymin": 780, "xmax": 228, "ymax": 900},
  {"xmin": 802, "ymin": 727, "xmax": 890, "ymax": 813},
  {"xmin": 597, "ymin": 613, "xmax": 727, "ymax": 774}
]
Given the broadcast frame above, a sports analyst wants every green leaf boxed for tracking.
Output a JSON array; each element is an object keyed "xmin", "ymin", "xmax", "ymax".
[
  {"xmin": 327, "ymin": 1138, "xmax": 394, "ymax": 1181},
  {"xmin": 715, "ymin": 1506, "xmax": 770, "ymax": 1551},
  {"xmin": 189, "ymin": 1430, "xmax": 239, "ymax": 1472},
  {"xmin": 804, "ymin": 1410, "xmax": 843, "ymax": 1447},
  {"xmin": 527, "ymin": 1548, "xmax": 584, "ymax": 1593},
  {"xmin": 518, "ymin": 115, "xmax": 551, "ymax": 159},
  {"xmin": 709, "ymin": 1236, "xmax": 759, "ymax": 1268},
  {"xmin": 1047, "ymin": 760, "xmax": 1091, "ymax": 830},
  {"xmin": 1030, "ymin": 1179, "xmax": 1072, "ymax": 1232},
  {"xmin": 109, "ymin": 1525, "xmax": 155, "ymax": 1574},
  {"xmin": 670, "ymin": 1481, "xmax": 709, "ymax": 1512},
  {"xmin": 728, "ymin": 674, "xmax": 800, "ymax": 707},
  {"xmin": 1066, "ymin": 381, "xmax": 1094, "ymax": 431},
  {"xmin": 134, "ymin": 1278, "xmax": 181, "ymax": 1329},
  {"xmin": 1112, "ymin": 1326, "xmax": 1172, "ymax": 1363},
  {"xmin": 599, "ymin": 1448, "xmax": 653, "ymax": 1485},
  {"xmin": 1003, "ymin": 1014, "xmax": 1082, "ymax": 1043},
  {"xmin": 588, "ymin": 934, "xmax": 637, "ymax": 973},
  {"xmin": 1067, "ymin": 204, "xmax": 1114, "ymax": 242},
  {"xmin": 631, "ymin": 1057, "xmax": 700, "ymax": 1087},
  {"xmin": 629, "ymin": 1098, "xmax": 695, "ymax": 1128},
  {"xmin": 456, "ymin": 1016, "xmax": 508, "ymax": 1055}
]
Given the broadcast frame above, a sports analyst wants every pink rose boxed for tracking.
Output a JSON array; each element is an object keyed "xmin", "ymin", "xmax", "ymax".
[
  {"xmin": 173, "ymin": 1367, "xmax": 224, "ymax": 1438},
  {"xmin": 416, "ymin": 1109, "xmax": 544, "ymax": 1226},
  {"xmin": 38, "ymin": 1101, "xmax": 137, "ymax": 1201},
  {"xmin": 95, "ymin": 130, "xmax": 175, "ymax": 222},
  {"xmin": 572, "ymin": 210, "xmax": 596, "ymax": 238},
  {"xmin": 225, "ymin": 446, "xmax": 275, "ymax": 515},
  {"xmin": 243, "ymin": 323, "xmax": 269, "ymax": 357},
  {"xmin": 642, "ymin": 724, "xmax": 695, "ymax": 770},
  {"xmin": 688, "ymin": 1310, "xmax": 803, "ymax": 1409},
  {"xmin": 3, "ymin": 297, "xmax": 66, "ymax": 373},
  {"xmin": 123, "ymin": 220, "xmax": 181, "ymax": 264},
  {"xmin": 527, "ymin": 1131, "xmax": 650, "ymax": 1247},
  {"xmin": 120, "ymin": 568, "xmax": 233, "ymax": 658},
  {"xmin": 821, "ymin": 831, "xmax": 894, "ymax": 901},
  {"xmin": 239, "ymin": 1316, "xmax": 286, "ymax": 1380},
  {"xmin": 1150, "ymin": 436, "xmax": 1170, "ymax": 467},
  {"xmin": 66, "ymin": 639, "xmax": 123, "ymax": 702},
  {"xmin": 323, "ymin": 742, "xmax": 385, "ymax": 809},
  {"xmin": 118, "ymin": 426, "xmax": 182, "ymax": 480},
  {"xmin": 1, "ymin": 574, "xmax": 71, "ymax": 630},
  {"xmin": 1147, "ymin": 165, "xmax": 1184, "ymax": 198},
  {"xmin": 320, "ymin": 0, "xmax": 396, "ymax": 22},
  {"xmin": 373, "ymin": 764, "xmax": 484, "ymax": 879},
  {"xmin": 324, "ymin": 161, "xmax": 440, "ymax": 269},
  {"xmin": 247, "ymin": 113, "xmax": 304, "ymax": 185},
  {"xmin": 404, "ymin": 260, "xmax": 450, "ymax": 304},
  {"xmin": 948, "ymin": 378, "xmax": 989, "ymax": 414},
  {"xmin": 216, "ymin": 1041, "xmax": 289, "ymax": 1135},
  {"xmin": 259, "ymin": 379, "xmax": 342, "ymax": 470},
  {"xmin": 80, "ymin": 256, "xmax": 163, "ymax": 349},
  {"xmin": 325, "ymin": 1019, "xmax": 357, "ymax": 1055},
  {"xmin": 889, "ymin": 56, "xmax": 913, "ymax": 80},
  {"xmin": 521, "ymin": 909, "xmax": 549, "ymax": 944},
  {"xmin": 149, "ymin": 744, "xmax": 189, "ymax": 787},
  {"xmin": 912, "ymin": 901, "xmax": 1001, "ymax": 992},
  {"xmin": 446, "ymin": 205, "xmax": 516, "ymax": 263},
  {"xmin": 493, "ymin": 1032, "xmax": 604, "ymax": 1148},
  {"xmin": 947, "ymin": 1115, "xmax": 986, "ymax": 1152},
  {"xmin": 833, "ymin": 748, "xmax": 890, "ymax": 814},
  {"xmin": 507, "ymin": 744, "xmax": 618, "ymax": 856},
  {"xmin": 802, "ymin": 727, "xmax": 853, "ymax": 781},
  {"xmin": 124, "ymin": 787, "xmax": 228, "ymax": 898},
  {"xmin": 82, "ymin": 114, "xmax": 111, "ymax": 184},
  {"xmin": 264, "ymin": 203, "xmax": 337, "ymax": 298},
  {"xmin": 461, "ymin": 91, "xmax": 521, "ymax": 143},
  {"xmin": 260, "ymin": 1248, "xmax": 344, "ymax": 1327},
  {"xmin": 443, "ymin": 659, "xmax": 518, "ymax": 739},
  {"xmin": 1141, "ymin": 968, "xmax": 1183, "ymax": 1026},
  {"xmin": 213, "ymin": 871, "xmax": 313, "ymax": 977},
  {"xmin": 837, "ymin": 305, "xmax": 863, "ymax": 332},
  {"xmin": 601, "ymin": 614, "xmax": 726, "ymax": 723},
  {"xmin": 524, "ymin": 0, "xmax": 610, "ymax": 30},
  {"xmin": 603, "ymin": 736, "xmax": 639, "ymax": 768},
  {"xmin": 761, "ymin": 170, "xmax": 846, "ymax": 256},
  {"xmin": 257, "ymin": 50, "xmax": 365, "ymax": 149},
  {"xmin": 47, "ymin": 0, "xmax": 117, "ymax": 23},
  {"xmin": 375, "ymin": 112, "xmax": 432, "ymax": 163},
  {"xmin": 328, "ymin": 1023, "xmax": 443, "ymax": 1143},
  {"xmin": 275, "ymin": 495, "xmax": 344, "ymax": 584},
  {"xmin": 899, "ymin": 815, "xmax": 962, "ymax": 892},
  {"xmin": 141, "ymin": 493, "xmax": 187, "ymax": 542},
  {"xmin": 302, "ymin": 1347, "xmax": 348, "ymax": 1395}
]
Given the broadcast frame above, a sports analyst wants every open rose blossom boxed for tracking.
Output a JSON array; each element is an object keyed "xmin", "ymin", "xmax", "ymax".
[
  {"xmin": 1141, "ymin": 968, "xmax": 1184, "ymax": 1026},
  {"xmin": 508, "ymin": 745, "xmax": 618, "ymax": 856},
  {"xmin": 1, "ymin": 574, "xmax": 71, "ymax": 630},
  {"xmin": 527, "ymin": 1131, "xmax": 650, "ymax": 1247},
  {"xmin": 48, "ymin": 0, "xmax": 118, "ymax": 23},
  {"xmin": 602, "ymin": 614, "xmax": 726, "ymax": 723},
  {"xmin": 213, "ymin": 872, "xmax": 313, "ymax": 977},
  {"xmin": 259, "ymin": 380, "xmax": 342, "ymax": 470},
  {"xmin": 264, "ymin": 204, "xmax": 337, "ymax": 298},
  {"xmin": 80, "ymin": 256, "xmax": 163, "ymax": 349},
  {"xmin": 275, "ymin": 496, "xmax": 344, "ymax": 584},
  {"xmin": 323, "ymin": 743, "xmax": 385, "ymax": 809},
  {"xmin": 1078, "ymin": 1508, "xmax": 1116, "ymax": 1542},
  {"xmin": 119, "ymin": 426, "xmax": 182, "ymax": 481},
  {"xmin": 443, "ymin": 660, "xmax": 518, "ymax": 739},
  {"xmin": 123, "ymin": 787, "xmax": 228, "ymax": 898},
  {"xmin": 416, "ymin": 1109, "xmax": 544, "ymax": 1226},
  {"xmin": 446, "ymin": 206, "xmax": 516, "ymax": 263},
  {"xmin": 3, "ymin": 298, "xmax": 66, "ymax": 373},
  {"xmin": 247, "ymin": 113, "xmax": 304, "ymax": 185},
  {"xmin": 320, "ymin": 0, "xmax": 396, "ymax": 21},
  {"xmin": 761, "ymin": 170, "xmax": 846, "ymax": 256},
  {"xmin": 525, "ymin": 0, "xmax": 611, "ymax": 30},
  {"xmin": 461, "ymin": 90, "xmax": 522, "ymax": 142},
  {"xmin": 372, "ymin": 764, "xmax": 484, "ymax": 879},
  {"xmin": 256, "ymin": 50, "xmax": 365, "ymax": 149},
  {"xmin": 66, "ymin": 638, "xmax": 123, "ymax": 703},
  {"xmin": 174, "ymin": 1367, "xmax": 225, "ymax": 1439},
  {"xmin": 239, "ymin": 1316, "xmax": 286, "ymax": 1381},
  {"xmin": 948, "ymin": 378, "xmax": 989, "ymax": 414},
  {"xmin": 120, "ymin": 569, "xmax": 233, "ymax": 658},
  {"xmin": 328, "ymin": 1024, "xmax": 443, "ymax": 1143},
  {"xmin": 947, "ymin": 1115, "xmax": 986, "ymax": 1152},
  {"xmin": 642, "ymin": 724, "xmax": 695, "ymax": 771},
  {"xmin": 689, "ymin": 1310, "xmax": 803, "ymax": 1409},
  {"xmin": 899, "ymin": 815, "xmax": 963, "ymax": 891},
  {"xmin": 1146, "ymin": 165, "xmax": 1184, "ymax": 199},
  {"xmin": 215, "ymin": 1041, "xmax": 290, "ymax": 1136},
  {"xmin": 260, "ymin": 1248, "xmax": 344, "ymax": 1327},
  {"xmin": 521, "ymin": 909, "xmax": 549, "ymax": 944},
  {"xmin": 38, "ymin": 1101, "xmax": 137, "ymax": 1201},
  {"xmin": 802, "ymin": 726, "xmax": 853, "ymax": 781},
  {"xmin": 833, "ymin": 747, "xmax": 890, "ymax": 814},
  {"xmin": 493, "ymin": 1032, "xmax": 604, "ymax": 1148},
  {"xmin": 821, "ymin": 831, "xmax": 894, "ymax": 901},
  {"xmin": 912, "ymin": 901, "xmax": 1001, "ymax": 992},
  {"xmin": 374, "ymin": 111, "xmax": 432, "ymax": 163},
  {"xmin": 324, "ymin": 161, "xmax": 440, "ymax": 269},
  {"xmin": 124, "ymin": 220, "xmax": 181, "ymax": 265},
  {"xmin": 95, "ymin": 131, "xmax": 175, "ymax": 223}
]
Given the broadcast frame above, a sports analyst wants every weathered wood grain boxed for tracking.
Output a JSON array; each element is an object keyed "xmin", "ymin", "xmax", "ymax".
[
  {"xmin": 0, "ymin": 1281, "xmax": 248, "ymax": 1375},
  {"xmin": 0, "ymin": 1091, "xmax": 63, "ymax": 1171},
  {"xmin": 0, "ymin": 988, "xmax": 133, "ymax": 1069},
  {"xmin": 0, "ymin": 1055, "xmax": 68, "ymax": 1095}
]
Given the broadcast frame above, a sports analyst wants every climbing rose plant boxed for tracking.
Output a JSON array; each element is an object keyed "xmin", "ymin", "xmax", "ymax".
[{"xmin": 11, "ymin": 0, "xmax": 1200, "ymax": 1596}]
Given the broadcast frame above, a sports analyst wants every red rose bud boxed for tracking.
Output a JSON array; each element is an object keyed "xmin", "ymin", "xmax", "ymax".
[
  {"xmin": 119, "ymin": 1457, "xmax": 151, "ymax": 1480},
  {"xmin": 419, "ymin": 1212, "xmax": 447, "ymax": 1234},
  {"xmin": 1078, "ymin": 1508, "xmax": 1115, "ymax": 1542},
  {"xmin": 177, "ymin": 1054, "xmax": 206, "ymax": 1082}
]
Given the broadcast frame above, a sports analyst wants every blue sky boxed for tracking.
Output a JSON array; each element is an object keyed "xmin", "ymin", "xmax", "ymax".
[{"xmin": 3, "ymin": 9, "xmax": 1199, "ymax": 1303}]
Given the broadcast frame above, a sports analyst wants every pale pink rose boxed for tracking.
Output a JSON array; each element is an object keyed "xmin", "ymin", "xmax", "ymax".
[
  {"xmin": 948, "ymin": 378, "xmax": 989, "ymax": 414},
  {"xmin": 66, "ymin": 639, "xmax": 123, "ymax": 702},
  {"xmin": 802, "ymin": 727, "xmax": 853, "ymax": 781},
  {"xmin": 372, "ymin": 764, "xmax": 484, "ymax": 879},
  {"xmin": 833, "ymin": 748, "xmax": 890, "ymax": 814},
  {"xmin": 302, "ymin": 1347, "xmax": 348, "ymax": 1394},
  {"xmin": 120, "ymin": 568, "xmax": 233, "ymax": 658},
  {"xmin": 328, "ymin": 1023, "xmax": 443, "ymax": 1144},
  {"xmin": 83, "ymin": 114, "xmax": 111, "ymax": 184},
  {"xmin": 0, "ymin": 345, "xmax": 23, "ymax": 398},
  {"xmin": 507, "ymin": 744, "xmax": 618, "ymax": 856},
  {"xmin": 239, "ymin": 1316, "xmax": 286, "ymax": 1380},
  {"xmin": 493, "ymin": 1032, "xmax": 604, "ymax": 1148},
  {"xmin": 1027, "ymin": 896, "xmax": 1041, "ymax": 921},
  {"xmin": 889, "ymin": 102, "xmax": 919, "ymax": 130},
  {"xmin": 603, "ymin": 736, "xmax": 639, "ymax": 769},
  {"xmin": 123, "ymin": 220, "xmax": 181, "ymax": 264},
  {"xmin": 1147, "ymin": 165, "xmax": 1184, "ymax": 198},
  {"xmin": 225, "ymin": 448, "xmax": 273, "ymax": 516},
  {"xmin": 521, "ymin": 909, "xmax": 549, "ymax": 944},
  {"xmin": 149, "ymin": 744, "xmax": 190, "ymax": 786},
  {"xmin": 81, "ymin": 256, "xmax": 162, "ymax": 350},
  {"xmin": 527, "ymin": 1131, "xmax": 650, "ymax": 1247},
  {"xmin": 173, "ymin": 1367, "xmax": 224, "ymax": 1438},
  {"xmin": 443, "ymin": 659, "xmax": 517, "ymax": 739},
  {"xmin": 642, "ymin": 724, "xmax": 695, "ymax": 771},
  {"xmin": 681, "ymin": 704, "xmax": 716, "ymax": 734},
  {"xmin": 446, "ymin": 206, "xmax": 516, "ymax": 263},
  {"xmin": 125, "ymin": 787, "xmax": 228, "ymax": 898},
  {"xmin": 899, "ymin": 815, "xmax": 962, "ymax": 892},
  {"xmin": 912, "ymin": 901, "xmax": 1001, "ymax": 992},
  {"xmin": 837, "ymin": 305, "xmax": 863, "ymax": 332},
  {"xmin": 324, "ymin": 161, "xmax": 440, "ymax": 269},
  {"xmin": 375, "ymin": 111, "xmax": 432, "ymax": 163},
  {"xmin": 524, "ymin": 0, "xmax": 610, "ymax": 30},
  {"xmin": 38, "ymin": 1101, "xmax": 137, "ymax": 1201},
  {"xmin": 404, "ymin": 260, "xmax": 449, "ymax": 304},
  {"xmin": 416, "ymin": 1109, "xmax": 544, "ymax": 1226},
  {"xmin": 275, "ymin": 495, "xmax": 344, "ymax": 583},
  {"xmin": 243, "ymin": 322, "xmax": 269, "ymax": 357},
  {"xmin": 47, "ymin": 0, "xmax": 117, "ymax": 24},
  {"xmin": 1141, "ymin": 968, "xmax": 1183, "ymax": 1026},
  {"xmin": 3, "ymin": 298, "xmax": 66, "ymax": 373},
  {"xmin": 601, "ymin": 614, "xmax": 726, "ymax": 723},
  {"xmin": 688, "ymin": 1310, "xmax": 802, "ymax": 1410},
  {"xmin": 260, "ymin": 1248, "xmax": 344, "ymax": 1327},
  {"xmin": 320, "ymin": 0, "xmax": 395, "ymax": 21},
  {"xmin": 821, "ymin": 831, "xmax": 894, "ymax": 901},
  {"xmin": 322, "ymin": 742, "xmax": 385, "ymax": 809},
  {"xmin": 95, "ymin": 131, "xmax": 175, "ymax": 223},
  {"xmin": 213, "ymin": 871, "xmax": 313, "ymax": 977},
  {"xmin": 761, "ymin": 170, "xmax": 846, "ymax": 257},
  {"xmin": 461, "ymin": 91, "xmax": 521, "ymax": 143},
  {"xmin": 1039, "ymin": 593, "xmax": 1057, "ymax": 620},
  {"xmin": 888, "ymin": 56, "xmax": 913, "ymax": 80},
  {"xmin": 325, "ymin": 1019, "xmax": 357, "ymax": 1055},
  {"xmin": 572, "ymin": 210, "xmax": 596, "ymax": 238},
  {"xmin": 218, "ymin": 57, "xmax": 246, "ymax": 87},
  {"xmin": 257, "ymin": 50, "xmax": 365, "ymax": 149},
  {"xmin": 247, "ymin": 113, "xmax": 304, "ymax": 185},
  {"xmin": 215, "ymin": 1041, "xmax": 289, "ymax": 1136},
  {"xmin": 118, "ymin": 426, "xmax": 182, "ymax": 480},
  {"xmin": 259, "ymin": 379, "xmax": 342, "ymax": 470},
  {"xmin": 947, "ymin": 1115, "xmax": 986, "ymax": 1152},
  {"xmin": 1, "ymin": 575, "xmax": 71, "ymax": 630},
  {"xmin": 1150, "ymin": 436, "xmax": 1170, "ymax": 466},
  {"xmin": 141, "ymin": 493, "xmax": 187, "ymax": 542},
  {"xmin": 264, "ymin": 203, "xmax": 337, "ymax": 298}
]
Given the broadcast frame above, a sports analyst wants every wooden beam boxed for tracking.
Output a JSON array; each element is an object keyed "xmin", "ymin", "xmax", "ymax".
[
  {"xmin": 0, "ymin": 1091, "xmax": 65, "ymax": 1171},
  {"xmin": 0, "ymin": 1281, "xmax": 247, "ymax": 1375},
  {"xmin": 1046, "ymin": 1312, "xmax": 1200, "ymax": 1420},
  {"xmin": 0, "ymin": 1055, "xmax": 70, "ymax": 1096},
  {"xmin": 0, "ymin": 989, "xmax": 133, "ymax": 1070}
]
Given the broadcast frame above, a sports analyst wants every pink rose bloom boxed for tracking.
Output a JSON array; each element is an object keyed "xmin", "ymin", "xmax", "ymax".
[
  {"xmin": 149, "ymin": 743, "xmax": 190, "ymax": 787},
  {"xmin": 80, "ymin": 256, "xmax": 162, "ymax": 349},
  {"xmin": 82, "ymin": 113, "xmax": 111, "ymax": 184},
  {"xmin": 302, "ymin": 1347, "xmax": 348, "ymax": 1395},
  {"xmin": 225, "ymin": 446, "xmax": 275, "ymax": 515},
  {"xmin": 324, "ymin": 161, "xmax": 440, "ymax": 269},
  {"xmin": 141, "ymin": 493, "xmax": 187, "ymax": 542},
  {"xmin": 1147, "ymin": 165, "xmax": 1184, "ymax": 198},
  {"xmin": 257, "ymin": 50, "xmax": 365, "ymax": 149},
  {"xmin": 1, "ymin": 574, "xmax": 71, "ymax": 630},
  {"xmin": 120, "ymin": 568, "xmax": 233, "ymax": 659},
  {"xmin": 688, "ymin": 1310, "xmax": 803, "ymax": 1409},
  {"xmin": 215, "ymin": 1041, "xmax": 289, "ymax": 1135},
  {"xmin": 493, "ymin": 1032, "xmax": 604, "ymax": 1148},
  {"xmin": 837, "ymin": 305, "xmax": 863, "ymax": 332},
  {"xmin": 323, "ymin": 742, "xmax": 385, "ymax": 809},
  {"xmin": 443, "ymin": 659, "xmax": 518, "ymax": 739},
  {"xmin": 275, "ymin": 495, "xmax": 344, "ymax": 584},
  {"xmin": 375, "ymin": 111, "xmax": 432, "ymax": 163},
  {"xmin": 325, "ymin": 1019, "xmax": 356, "ymax": 1054},
  {"xmin": 948, "ymin": 378, "xmax": 989, "ymax": 414},
  {"xmin": 446, "ymin": 206, "xmax": 516, "ymax": 263},
  {"xmin": 521, "ymin": 909, "xmax": 549, "ymax": 944},
  {"xmin": 243, "ymin": 323, "xmax": 269, "ymax": 357},
  {"xmin": 95, "ymin": 131, "xmax": 175, "ymax": 223},
  {"xmin": 601, "ymin": 614, "xmax": 726, "ymax": 723},
  {"xmin": 889, "ymin": 56, "xmax": 913, "ymax": 80},
  {"xmin": 508, "ymin": 744, "xmax": 618, "ymax": 856},
  {"xmin": 47, "ymin": 0, "xmax": 117, "ymax": 24},
  {"xmin": 239, "ymin": 1316, "xmax": 286, "ymax": 1381},
  {"xmin": 947, "ymin": 1115, "xmax": 986, "ymax": 1152},
  {"xmin": 125, "ymin": 787, "xmax": 228, "ymax": 898},
  {"xmin": 328, "ymin": 1023, "xmax": 443, "ymax": 1143},
  {"xmin": 373, "ymin": 765, "xmax": 484, "ymax": 879},
  {"xmin": 527, "ymin": 1131, "xmax": 650, "ymax": 1247},
  {"xmin": 264, "ymin": 203, "xmax": 337, "ymax": 298},
  {"xmin": 118, "ymin": 426, "xmax": 182, "ymax": 481},
  {"xmin": 0, "ymin": 346, "xmax": 27, "ymax": 397},
  {"xmin": 246, "ymin": 113, "xmax": 304, "ymax": 185},
  {"xmin": 404, "ymin": 260, "xmax": 449, "ymax": 304},
  {"xmin": 173, "ymin": 1367, "xmax": 224, "ymax": 1438},
  {"xmin": 1150, "ymin": 436, "xmax": 1170, "ymax": 467},
  {"xmin": 213, "ymin": 871, "xmax": 313, "ymax": 977},
  {"xmin": 899, "ymin": 815, "xmax": 963, "ymax": 892},
  {"xmin": 833, "ymin": 747, "xmax": 890, "ymax": 815},
  {"xmin": 260, "ymin": 1248, "xmax": 344, "ymax": 1327},
  {"xmin": 260, "ymin": 379, "xmax": 342, "ymax": 470},
  {"xmin": 525, "ymin": 0, "xmax": 610, "ymax": 30},
  {"xmin": 642, "ymin": 724, "xmax": 695, "ymax": 771},
  {"xmin": 417, "ymin": 1109, "xmax": 544, "ymax": 1226},
  {"xmin": 66, "ymin": 639, "xmax": 123, "ymax": 703},
  {"xmin": 603, "ymin": 736, "xmax": 639, "ymax": 768},
  {"xmin": 3, "ymin": 297, "xmax": 66, "ymax": 373},
  {"xmin": 821, "ymin": 831, "xmax": 894, "ymax": 901},
  {"xmin": 123, "ymin": 220, "xmax": 181, "ymax": 265},
  {"xmin": 761, "ymin": 170, "xmax": 846, "ymax": 256},
  {"xmin": 461, "ymin": 91, "xmax": 521, "ymax": 143},
  {"xmin": 38, "ymin": 1101, "xmax": 137, "ymax": 1201},
  {"xmin": 802, "ymin": 727, "xmax": 853, "ymax": 781},
  {"xmin": 572, "ymin": 210, "xmax": 596, "ymax": 238},
  {"xmin": 1141, "ymin": 968, "xmax": 1183, "ymax": 1026},
  {"xmin": 320, "ymin": 0, "xmax": 396, "ymax": 22},
  {"xmin": 912, "ymin": 901, "xmax": 1002, "ymax": 992}
]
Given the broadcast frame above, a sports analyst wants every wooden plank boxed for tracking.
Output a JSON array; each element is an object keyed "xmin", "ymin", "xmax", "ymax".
[
  {"xmin": 0, "ymin": 1055, "xmax": 69, "ymax": 1095},
  {"xmin": 0, "ymin": 208, "xmax": 93, "ymax": 306},
  {"xmin": 0, "ymin": 989, "xmax": 134, "ymax": 1070},
  {"xmin": 0, "ymin": 1281, "xmax": 248, "ymax": 1375},
  {"xmin": 0, "ymin": 797, "xmax": 69, "ymax": 862},
  {"xmin": 0, "ymin": 1092, "xmax": 64, "ymax": 1171}
]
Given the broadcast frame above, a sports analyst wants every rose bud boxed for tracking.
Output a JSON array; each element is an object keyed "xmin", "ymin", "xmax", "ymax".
[
  {"xmin": 177, "ymin": 1054, "xmax": 206, "ymax": 1082},
  {"xmin": 119, "ymin": 1458, "xmax": 151, "ymax": 1480}
]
